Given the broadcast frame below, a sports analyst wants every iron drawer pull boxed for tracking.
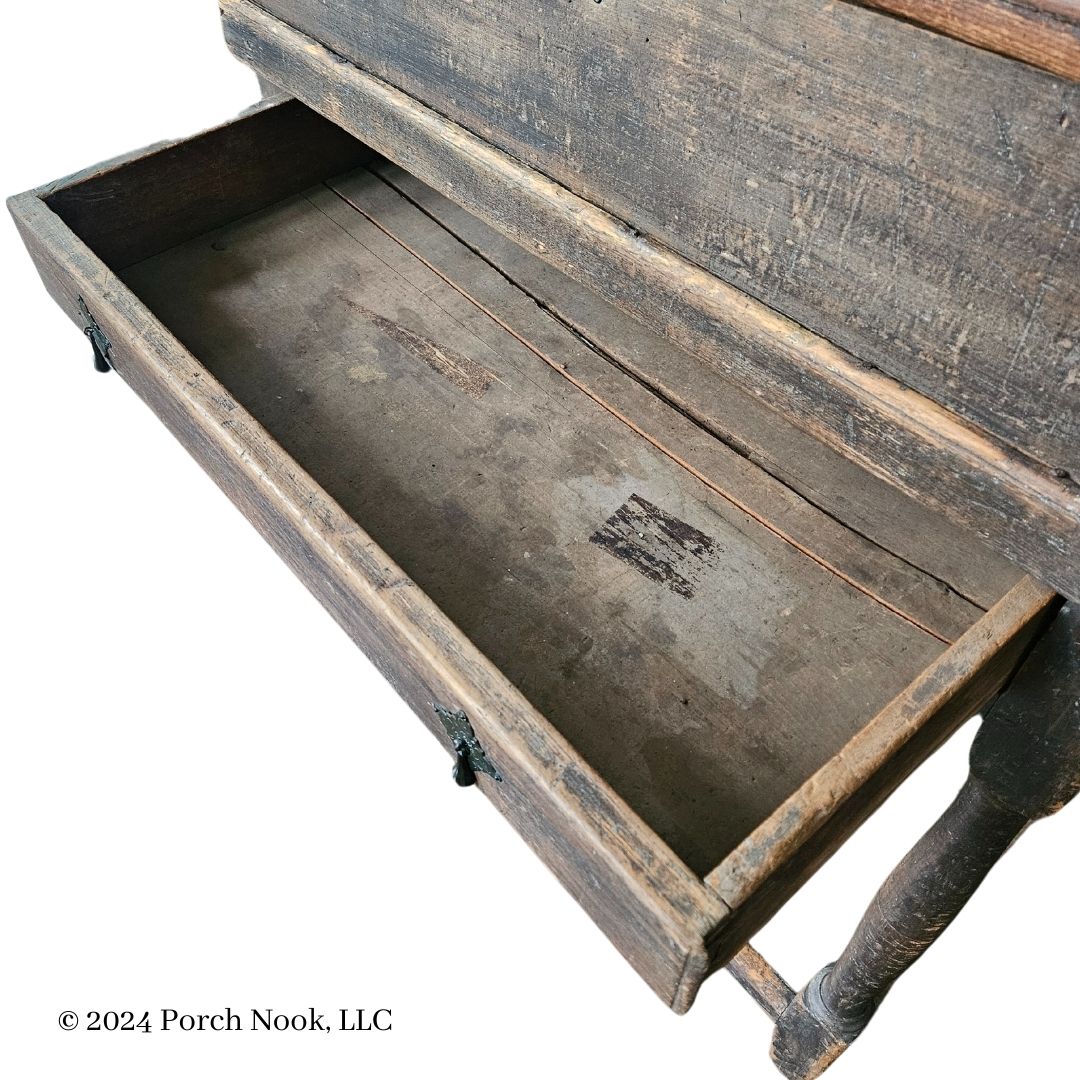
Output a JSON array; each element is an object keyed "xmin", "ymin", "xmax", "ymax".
[
  {"xmin": 451, "ymin": 739, "xmax": 477, "ymax": 787},
  {"xmin": 77, "ymin": 296, "xmax": 112, "ymax": 373},
  {"xmin": 434, "ymin": 705, "xmax": 502, "ymax": 787}
]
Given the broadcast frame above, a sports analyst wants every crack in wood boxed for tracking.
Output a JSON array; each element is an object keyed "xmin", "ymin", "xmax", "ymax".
[
  {"xmin": 351, "ymin": 169, "xmax": 989, "ymax": 615},
  {"xmin": 324, "ymin": 176, "xmax": 954, "ymax": 644}
]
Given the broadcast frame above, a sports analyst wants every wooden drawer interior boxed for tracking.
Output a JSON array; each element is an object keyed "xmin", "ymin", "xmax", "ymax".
[
  {"xmin": 33, "ymin": 100, "xmax": 1033, "ymax": 882},
  {"xmin": 16, "ymin": 101, "xmax": 1058, "ymax": 1003}
]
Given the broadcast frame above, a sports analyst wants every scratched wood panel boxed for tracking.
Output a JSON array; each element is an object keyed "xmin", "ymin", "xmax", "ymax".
[
  {"xmin": 120, "ymin": 182, "xmax": 951, "ymax": 876},
  {"xmin": 365, "ymin": 160, "xmax": 1025, "ymax": 613},
  {"xmin": 253, "ymin": 0, "xmax": 1080, "ymax": 479},
  {"xmin": 329, "ymin": 165, "xmax": 987, "ymax": 641}
]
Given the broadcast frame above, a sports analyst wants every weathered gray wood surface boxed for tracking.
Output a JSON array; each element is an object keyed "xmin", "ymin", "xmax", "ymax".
[
  {"xmin": 367, "ymin": 161, "xmax": 1024, "ymax": 614},
  {"xmin": 8, "ymin": 98, "xmax": 1058, "ymax": 1016},
  {"xmin": 248, "ymin": 0, "xmax": 1080, "ymax": 478},
  {"xmin": 221, "ymin": 1, "xmax": 1080, "ymax": 606},
  {"xmin": 121, "ymin": 175, "xmax": 953, "ymax": 876},
  {"xmin": 328, "ymin": 169, "xmax": 991, "ymax": 642}
]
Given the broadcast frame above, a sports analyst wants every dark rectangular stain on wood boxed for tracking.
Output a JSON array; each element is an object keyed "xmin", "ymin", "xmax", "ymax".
[
  {"xmin": 338, "ymin": 293, "xmax": 493, "ymax": 399},
  {"xmin": 590, "ymin": 494, "xmax": 721, "ymax": 600}
]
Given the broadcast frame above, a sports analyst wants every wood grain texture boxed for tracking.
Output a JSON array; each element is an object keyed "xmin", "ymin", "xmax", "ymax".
[
  {"xmin": 328, "ymin": 166, "xmax": 989, "ymax": 641},
  {"xmin": 368, "ymin": 160, "xmax": 1025, "ymax": 613},
  {"xmin": 8, "ymin": 187, "xmax": 728, "ymax": 1012},
  {"xmin": 118, "ymin": 180, "xmax": 952, "ymax": 876},
  {"xmin": 7, "ymin": 100, "xmax": 1058, "ymax": 1013},
  {"xmin": 852, "ymin": 0, "xmax": 1080, "ymax": 81},
  {"xmin": 728, "ymin": 944, "xmax": 795, "ymax": 1022},
  {"xmin": 241, "ymin": 0, "xmax": 1080, "ymax": 478},
  {"xmin": 220, "ymin": 2, "xmax": 1080, "ymax": 605},
  {"xmin": 704, "ymin": 576, "xmax": 1057, "ymax": 968},
  {"xmin": 43, "ymin": 98, "xmax": 370, "ymax": 268}
]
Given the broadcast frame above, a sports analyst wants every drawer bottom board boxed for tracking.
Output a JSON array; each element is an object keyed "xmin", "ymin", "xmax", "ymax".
[{"xmin": 124, "ymin": 166, "xmax": 979, "ymax": 876}]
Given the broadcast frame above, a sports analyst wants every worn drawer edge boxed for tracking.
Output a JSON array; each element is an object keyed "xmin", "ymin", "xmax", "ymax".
[{"xmin": 703, "ymin": 575, "xmax": 1058, "ymax": 966}]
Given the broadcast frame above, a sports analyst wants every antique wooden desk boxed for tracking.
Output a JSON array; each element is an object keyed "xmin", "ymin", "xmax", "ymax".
[{"xmin": 10, "ymin": 2, "xmax": 1080, "ymax": 1075}]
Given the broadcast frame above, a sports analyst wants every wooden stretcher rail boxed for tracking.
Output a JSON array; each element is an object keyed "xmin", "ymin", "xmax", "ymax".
[{"xmin": 221, "ymin": 0, "xmax": 1080, "ymax": 603}]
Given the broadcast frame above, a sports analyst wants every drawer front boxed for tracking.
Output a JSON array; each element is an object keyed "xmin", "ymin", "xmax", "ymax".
[{"xmin": 9, "ymin": 145, "xmax": 727, "ymax": 1012}]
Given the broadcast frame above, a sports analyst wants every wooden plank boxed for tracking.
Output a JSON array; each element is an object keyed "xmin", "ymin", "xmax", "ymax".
[
  {"xmin": 703, "ymin": 575, "xmax": 1058, "ymax": 967},
  {"xmin": 220, "ymin": 1, "xmax": 1080, "ymax": 602},
  {"xmin": 118, "ymin": 182, "xmax": 952, "ymax": 877},
  {"xmin": 328, "ymin": 166, "xmax": 987, "ymax": 641},
  {"xmin": 42, "ymin": 98, "xmax": 371, "ymax": 268},
  {"xmin": 368, "ymin": 160, "xmax": 1024, "ymax": 613},
  {"xmin": 8, "ymin": 187, "xmax": 728, "ymax": 1012},
  {"xmin": 727, "ymin": 944, "xmax": 795, "ymax": 1022},
  {"xmin": 853, "ymin": 0, "xmax": 1080, "ymax": 81},
  {"xmin": 243, "ymin": 0, "xmax": 1080, "ymax": 479}
]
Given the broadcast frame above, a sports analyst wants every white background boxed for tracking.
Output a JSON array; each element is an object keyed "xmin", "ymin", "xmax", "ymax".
[{"xmin": 2, "ymin": 4, "xmax": 1076, "ymax": 1078}]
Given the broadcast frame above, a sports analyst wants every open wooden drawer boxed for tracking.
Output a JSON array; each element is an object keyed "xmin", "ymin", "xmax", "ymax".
[{"xmin": 9, "ymin": 98, "xmax": 1058, "ymax": 1014}]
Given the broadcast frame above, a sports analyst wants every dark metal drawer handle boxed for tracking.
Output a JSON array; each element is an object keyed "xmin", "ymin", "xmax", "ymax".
[
  {"xmin": 78, "ymin": 296, "xmax": 112, "ymax": 373},
  {"xmin": 451, "ymin": 739, "xmax": 476, "ymax": 787},
  {"xmin": 434, "ymin": 705, "xmax": 502, "ymax": 787}
]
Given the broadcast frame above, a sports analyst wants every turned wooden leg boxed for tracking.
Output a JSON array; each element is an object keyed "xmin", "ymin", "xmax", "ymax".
[{"xmin": 771, "ymin": 600, "xmax": 1079, "ymax": 1080}]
